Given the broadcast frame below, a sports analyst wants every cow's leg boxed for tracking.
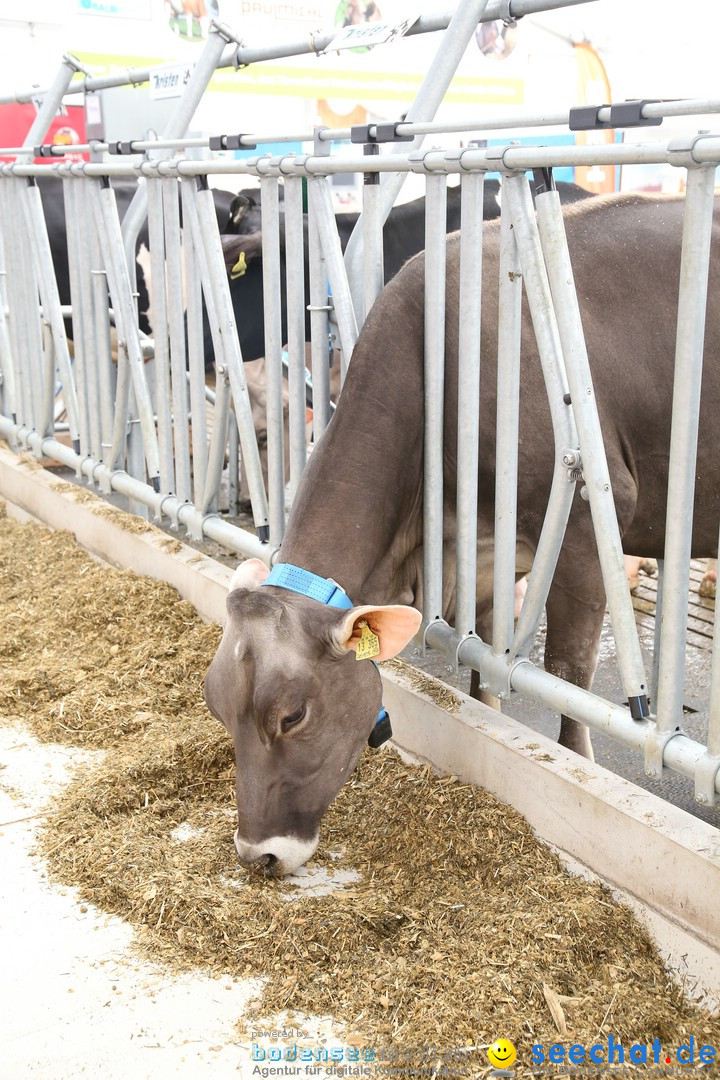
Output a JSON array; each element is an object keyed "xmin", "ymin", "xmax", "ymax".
[
  {"xmin": 699, "ymin": 557, "xmax": 717, "ymax": 598},
  {"xmin": 543, "ymin": 545, "xmax": 610, "ymax": 760}
]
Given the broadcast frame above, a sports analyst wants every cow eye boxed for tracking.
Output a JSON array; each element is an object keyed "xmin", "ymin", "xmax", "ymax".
[{"xmin": 281, "ymin": 705, "xmax": 306, "ymax": 732}]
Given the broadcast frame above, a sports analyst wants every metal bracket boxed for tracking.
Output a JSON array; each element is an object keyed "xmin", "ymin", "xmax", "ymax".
[
  {"xmin": 694, "ymin": 750, "xmax": 720, "ymax": 807},
  {"xmin": 644, "ymin": 723, "xmax": 683, "ymax": 779},
  {"xmin": 485, "ymin": 653, "xmax": 533, "ymax": 701},
  {"xmin": 484, "ymin": 143, "xmax": 520, "ymax": 176},
  {"xmin": 667, "ymin": 133, "xmax": 711, "ymax": 169},
  {"xmin": 498, "ymin": 0, "xmax": 516, "ymax": 25},
  {"xmin": 312, "ymin": 126, "xmax": 332, "ymax": 157}
]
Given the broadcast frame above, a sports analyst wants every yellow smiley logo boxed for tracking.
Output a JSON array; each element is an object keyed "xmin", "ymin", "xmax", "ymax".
[{"xmin": 487, "ymin": 1038, "xmax": 517, "ymax": 1069}]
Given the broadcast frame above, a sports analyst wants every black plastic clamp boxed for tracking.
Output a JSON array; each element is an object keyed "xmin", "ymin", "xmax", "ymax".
[
  {"xmin": 351, "ymin": 121, "xmax": 412, "ymax": 144},
  {"xmin": 107, "ymin": 140, "xmax": 137, "ymax": 155},
  {"xmin": 568, "ymin": 105, "xmax": 613, "ymax": 132},
  {"xmin": 609, "ymin": 99, "xmax": 662, "ymax": 129},
  {"xmin": 208, "ymin": 133, "xmax": 257, "ymax": 151},
  {"xmin": 570, "ymin": 100, "xmax": 663, "ymax": 131},
  {"xmin": 33, "ymin": 144, "xmax": 56, "ymax": 157}
]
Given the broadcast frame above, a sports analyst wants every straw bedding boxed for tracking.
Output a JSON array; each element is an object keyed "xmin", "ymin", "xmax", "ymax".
[{"xmin": 1, "ymin": 502, "xmax": 718, "ymax": 1074}]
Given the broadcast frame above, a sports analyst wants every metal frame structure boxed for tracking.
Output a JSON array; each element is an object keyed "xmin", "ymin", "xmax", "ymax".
[{"xmin": 1, "ymin": 3, "xmax": 720, "ymax": 815}]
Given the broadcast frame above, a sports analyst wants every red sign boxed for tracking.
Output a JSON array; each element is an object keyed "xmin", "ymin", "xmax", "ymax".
[{"xmin": 0, "ymin": 103, "xmax": 88, "ymax": 163}]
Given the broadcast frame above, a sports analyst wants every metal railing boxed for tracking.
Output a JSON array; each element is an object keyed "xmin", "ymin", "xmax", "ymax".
[{"xmin": 1, "ymin": 6, "xmax": 720, "ymax": 814}]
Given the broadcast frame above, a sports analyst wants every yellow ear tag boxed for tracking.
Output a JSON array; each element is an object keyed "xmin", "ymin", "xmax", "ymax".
[
  {"xmin": 230, "ymin": 251, "xmax": 247, "ymax": 279},
  {"xmin": 355, "ymin": 619, "xmax": 380, "ymax": 661}
]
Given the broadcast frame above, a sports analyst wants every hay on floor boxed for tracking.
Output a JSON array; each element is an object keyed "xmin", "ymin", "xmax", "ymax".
[{"xmin": 1, "ymin": 502, "xmax": 718, "ymax": 1070}]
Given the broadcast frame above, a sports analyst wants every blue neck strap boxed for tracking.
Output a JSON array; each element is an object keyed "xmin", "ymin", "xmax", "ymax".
[{"xmin": 262, "ymin": 562, "xmax": 391, "ymax": 747}]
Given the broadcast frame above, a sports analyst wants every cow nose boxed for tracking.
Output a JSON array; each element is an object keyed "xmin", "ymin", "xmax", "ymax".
[
  {"xmin": 254, "ymin": 852, "xmax": 278, "ymax": 871},
  {"xmin": 233, "ymin": 828, "xmax": 319, "ymax": 876}
]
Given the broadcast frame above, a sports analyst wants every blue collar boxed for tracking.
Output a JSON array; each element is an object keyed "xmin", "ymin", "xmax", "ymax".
[{"xmin": 262, "ymin": 562, "xmax": 392, "ymax": 748}]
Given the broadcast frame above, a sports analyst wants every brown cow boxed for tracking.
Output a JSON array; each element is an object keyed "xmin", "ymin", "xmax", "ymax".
[{"xmin": 205, "ymin": 193, "xmax": 720, "ymax": 874}]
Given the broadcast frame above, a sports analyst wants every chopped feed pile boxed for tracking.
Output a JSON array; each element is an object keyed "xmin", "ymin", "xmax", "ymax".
[{"xmin": 1, "ymin": 503, "xmax": 719, "ymax": 1073}]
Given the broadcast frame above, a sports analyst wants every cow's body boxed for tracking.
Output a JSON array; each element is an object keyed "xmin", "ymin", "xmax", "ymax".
[{"xmin": 205, "ymin": 191, "xmax": 720, "ymax": 875}]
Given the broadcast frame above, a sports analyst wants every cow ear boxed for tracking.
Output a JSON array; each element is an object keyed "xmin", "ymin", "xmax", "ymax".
[
  {"xmin": 220, "ymin": 233, "xmax": 262, "ymax": 278},
  {"xmin": 229, "ymin": 558, "xmax": 269, "ymax": 592},
  {"xmin": 332, "ymin": 604, "xmax": 422, "ymax": 662},
  {"xmin": 229, "ymin": 192, "xmax": 255, "ymax": 229}
]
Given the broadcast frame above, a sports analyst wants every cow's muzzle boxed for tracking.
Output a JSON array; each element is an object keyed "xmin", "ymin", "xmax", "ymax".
[{"xmin": 234, "ymin": 829, "xmax": 319, "ymax": 877}]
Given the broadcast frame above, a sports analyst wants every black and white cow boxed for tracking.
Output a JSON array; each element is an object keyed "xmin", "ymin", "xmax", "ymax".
[{"xmin": 211, "ymin": 179, "xmax": 592, "ymax": 367}]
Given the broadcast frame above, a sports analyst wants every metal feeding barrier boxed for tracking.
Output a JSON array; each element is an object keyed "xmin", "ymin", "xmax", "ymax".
[{"xmin": 1, "ymin": 0, "xmax": 720, "ymax": 813}]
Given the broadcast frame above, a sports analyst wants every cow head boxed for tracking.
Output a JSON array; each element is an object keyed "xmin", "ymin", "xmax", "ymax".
[{"xmin": 204, "ymin": 558, "xmax": 421, "ymax": 875}]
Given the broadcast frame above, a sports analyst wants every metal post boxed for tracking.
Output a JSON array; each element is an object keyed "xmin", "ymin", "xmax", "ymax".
[
  {"xmin": 91, "ymin": 180, "xmax": 161, "ymax": 486},
  {"xmin": 181, "ymin": 179, "xmax": 209, "ymax": 506},
  {"xmin": 344, "ymin": 0, "xmax": 491, "ymax": 313},
  {"xmin": 191, "ymin": 182, "xmax": 269, "ymax": 540},
  {"xmin": 259, "ymin": 176, "xmax": 286, "ymax": 547},
  {"xmin": 121, "ymin": 24, "xmax": 237, "ymax": 273},
  {"xmin": 307, "ymin": 177, "xmax": 358, "ymax": 381},
  {"xmin": 284, "ymin": 175, "xmax": 308, "ymax": 499},
  {"xmin": 162, "ymin": 176, "xmax": 191, "ymax": 504},
  {"xmin": 146, "ymin": 178, "xmax": 175, "ymax": 494},
  {"xmin": 454, "ymin": 171, "xmax": 484, "ymax": 643},
  {"xmin": 422, "ymin": 172, "xmax": 448, "ymax": 632},
  {"xmin": 536, "ymin": 188, "xmax": 649, "ymax": 719},
  {"xmin": 307, "ymin": 179, "xmax": 332, "ymax": 440},
  {"xmin": 21, "ymin": 178, "xmax": 80, "ymax": 448},
  {"xmin": 492, "ymin": 189, "xmax": 524, "ymax": 656},
  {"xmin": 362, "ymin": 146, "xmax": 384, "ymax": 327},
  {"xmin": 652, "ymin": 164, "xmax": 717, "ymax": 765},
  {"xmin": 200, "ymin": 366, "xmax": 230, "ymax": 516}
]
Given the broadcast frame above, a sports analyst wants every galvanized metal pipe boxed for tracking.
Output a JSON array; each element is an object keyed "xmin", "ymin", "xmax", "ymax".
[
  {"xmin": 181, "ymin": 180, "xmax": 209, "ymax": 506},
  {"xmin": 0, "ymin": 414, "xmax": 269, "ymax": 561},
  {"xmin": 344, "ymin": 0, "xmax": 492, "ymax": 313},
  {"xmin": 422, "ymin": 172, "xmax": 448, "ymax": 629},
  {"xmin": 307, "ymin": 178, "xmax": 332, "ymax": 440},
  {"xmin": 307, "ymin": 177, "xmax": 357, "ymax": 381},
  {"xmin": 283, "ymin": 175, "xmax": 309, "ymax": 499},
  {"xmin": 146, "ymin": 179, "xmax": 175, "ymax": 494},
  {"xmin": 192, "ymin": 183, "xmax": 269, "ymax": 537},
  {"xmin": 454, "ymin": 171, "xmax": 484, "ymax": 642},
  {"xmin": 259, "ymin": 176, "xmax": 286, "ymax": 547},
  {"xmin": 654, "ymin": 165, "xmax": 717, "ymax": 733},
  {"xmin": 492, "ymin": 196, "xmax": 524, "ymax": 656},
  {"xmin": 361, "ymin": 168, "xmax": 384, "ymax": 327},
  {"xmin": 62, "ymin": 178, "xmax": 92, "ymax": 454},
  {"xmin": 92, "ymin": 181, "xmax": 161, "ymax": 484},
  {"xmin": 501, "ymin": 174, "xmax": 578, "ymax": 659},
  {"xmin": 162, "ymin": 177, "xmax": 192, "ymax": 504},
  {"xmin": 536, "ymin": 188, "xmax": 649, "ymax": 716},
  {"xmin": 87, "ymin": 219, "xmax": 115, "ymax": 461},
  {"xmin": 200, "ymin": 367, "xmax": 230, "ymax": 517},
  {"xmin": 21, "ymin": 179, "xmax": 80, "ymax": 445}
]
